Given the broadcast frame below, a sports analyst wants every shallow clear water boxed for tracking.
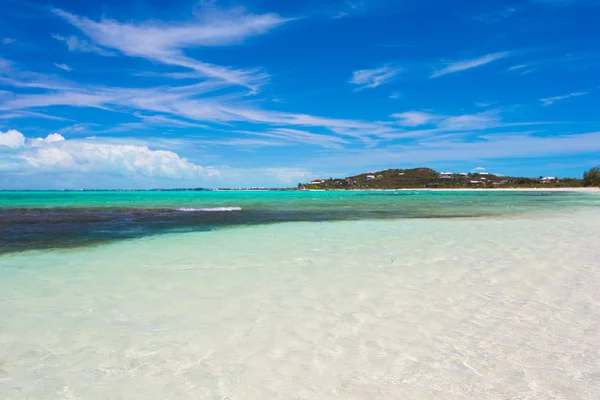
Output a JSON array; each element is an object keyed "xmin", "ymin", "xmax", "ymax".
[
  {"xmin": 1, "ymin": 190, "xmax": 598, "ymax": 254},
  {"xmin": 1, "ymin": 191, "xmax": 600, "ymax": 399}
]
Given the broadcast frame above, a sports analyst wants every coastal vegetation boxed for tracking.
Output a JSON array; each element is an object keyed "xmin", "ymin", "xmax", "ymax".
[
  {"xmin": 583, "ymin": 167, "xmax": 600, "ymax": 187},
  {"xmin": 300, "ymin": 168, "xmax": 585, "ymax": 190}
]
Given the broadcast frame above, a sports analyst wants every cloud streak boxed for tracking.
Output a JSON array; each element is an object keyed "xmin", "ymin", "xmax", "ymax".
[
  {"xmin": 54, "ymin": 63, "xmax": 72, "ymax": 72},
  {"xmin": 349, "ymin": 64, "xmax": 401, "ymax": 90},
  {"xmin": 52, "ymin": 34, "xmax": 115, "ymax": 56},
  {"xmin": 431, "ymin": 52, "xmax": 511, "ymax": 78},
  {"xmin": 242, "ymin": 128, "xmax": 351, "ymax": 149},
  {"xmin": 391, "ymin": 111, "xmax": 438, "ymax": 127},
  {"xmin": 391, "ymin": 110, "xmax": 502, "ymax": 131},
  {"xmin": 52, "ymin": 6, "xmax": 291, "ymax": 91},
  {"xmin": 540, "ymin": 91, "xmax": 588, "ymax": 106},
  {"xmin": 0, "ymin": 65, "xmax": 566, "ymax": 149}
]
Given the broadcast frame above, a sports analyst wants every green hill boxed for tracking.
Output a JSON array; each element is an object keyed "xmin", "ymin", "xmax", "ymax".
[{"xmin": 301, "ymin": 168, "xmax": 582, "ymax": 189}]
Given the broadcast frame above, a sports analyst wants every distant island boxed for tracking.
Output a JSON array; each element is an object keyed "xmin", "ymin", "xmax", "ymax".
[
  {"xmin": 298, "ymin": 167, "xmax": 600, "ymax": 190},
  {"xmin": 3, "ymin": 168, "xmax": 597, "ymax": 192}
]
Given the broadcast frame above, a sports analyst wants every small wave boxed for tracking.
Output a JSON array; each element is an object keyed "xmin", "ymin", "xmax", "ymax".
[{"xmin": 176, "ymin": 207, "xmax": 242, "ymax": 212}]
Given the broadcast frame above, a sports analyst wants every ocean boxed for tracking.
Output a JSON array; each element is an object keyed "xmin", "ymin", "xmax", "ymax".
[{"xmin": 1, "ymin": 190, "xmax": 600, "ymax": 399}]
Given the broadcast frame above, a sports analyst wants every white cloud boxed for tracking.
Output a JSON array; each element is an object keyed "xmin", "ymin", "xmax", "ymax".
[
  {"xmin": 438, "ymin": 111, "xmax": 500, "ymax": 130},
  {"xmin": 431, "ymin": 52, "xmax": 511, "ymax": 78},
  {"xmin": 0, "ymin": 129, "xmax": 26, "ymax": 148},
  {"xmin": 473, "ymin": 166, "xmax": 486, "ymax": 171},
  {"xmin": 0, "ymin": 129, "xmax": 218, "ymax": 178},
  {"xmin": 390, "ymin": 91, "xmax": 402, "ymax": 100},
  {"xmin": 35, "ymin": 133, "xmax": 66, "ymax": 143},
  {"xmin": 349, "ymin": 64, "xmax": 401, "ymax": 90},
  {"xmin": 54, "ymin": 63, "xmax": 72, "ymax": 72},
  {"xmin": 391, "ymin": 110, "xmax": 500, "ymax": 131},
  {"xmin": 1, "ymin": 91, "xmax": 113, "ymax": 110},
  {"xmin": 52, "ymin": 6, "xmax": 290, "ymax": 90},
  {"xmin": 391, "ymin": 111, "xmax": 438, "ymax": 126},
  {"xmin": 540, "ymin": 91, "xmax": 588, "ymax": 106},
  {"xmin": 52, "ymin": 34, "xmax": 115, "ymax": 56},
  {"xmin": 2, "ymin": 38, "xmax": 16, "ymax": 45}
]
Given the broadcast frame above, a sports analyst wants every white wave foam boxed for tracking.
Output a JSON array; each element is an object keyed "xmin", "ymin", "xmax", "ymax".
[{"xmin": 176, "ymin": 207, "xmax": 242, "ymax": 212}]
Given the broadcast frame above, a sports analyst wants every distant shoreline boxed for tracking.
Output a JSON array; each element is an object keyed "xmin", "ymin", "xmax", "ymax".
[
  {"xmin": 304, "ymin": 187, "xmax": 600, "ymax": 192},
  {"xmin": 1, "ymin": 187, "xmax": 599, "ymax": 193}
]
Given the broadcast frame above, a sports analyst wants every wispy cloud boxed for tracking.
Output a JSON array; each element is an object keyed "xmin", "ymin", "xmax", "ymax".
[
  {"xmin": 134, "ymin": 113, "xmax": 209, "ymax": 129},
  {"xmin": 52, "ymin": 6, "xmax": 291, "ymax": 91},
  {"xmin": 506, "ymin": 50, "xmax": 600, "ymax": 75},
  {"xmin": 0, "ymin": 66, "xmax": 563, "ymax": 149},
  {"xmin": 507, "ymin": 64, "xmax": 536, "ymax": 76},
  {"xmin": 54, "ymin": 63, "xmax": 72, "ymax": 72},
  {"xmin": 438, "ymin": 112, "xmax": 501, "ymax": 130},
  {"xmin": 52, "ymin": 34, "xmax": 115, "ymax": 56},
  {"xmin": 431, "ymin": 52, "xmax": 511, "ymax": 78},
  {"xmin": 2, "ymin": 38, "xmax": 16, "ymax": 45},
  {"xmin": 540, "ymin": 91, "xmax": 588, "ymax": 106},
  {"xmin": 195, "ymin": 138, "xmax": 288, "ymax": 147},
  {"xmin": 392, "ymin": 111, "xmax": 438, "ymax": 127},
  {"xmin": 508, "ymin": 64, "xmax": 528, "ymax": 71},
  {"xmin": 349, "ymin": 64, "xmax": 401, "ymax": 90},
  {"xmin": 243, "ymin": 128, "xmax": 350, "ymax": 149},
  {"xmin": 0, "ymin": 66, "xmax": 394, "ymax": 142},
  {"xmin": 333, "ymin": 0, "xmax": 366, "ymax": 18},
  {"xmin": 0, "ymin": 58, "xmax": 575, "ymax": 151},
  {"xmin": 391, "ymin": 110, "xmax": 502, "ymax": 131},
  {"xmin": 315, "ymin": 131, "xmax": 600, "ymax": 170},
  {"xmin": 0, "ymin": 110, "xmax": 72, "ymax": 121}
]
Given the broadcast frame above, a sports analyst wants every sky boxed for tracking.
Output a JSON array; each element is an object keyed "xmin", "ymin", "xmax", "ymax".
[{"xmin": 1, "ymin": 0, "xmax": 599, "ymax": 189}]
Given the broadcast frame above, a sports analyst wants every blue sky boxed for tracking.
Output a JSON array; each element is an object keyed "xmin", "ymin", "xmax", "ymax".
[{"xmin": 1, "ymin": 0, "xmax": 599, "ymax": 189}]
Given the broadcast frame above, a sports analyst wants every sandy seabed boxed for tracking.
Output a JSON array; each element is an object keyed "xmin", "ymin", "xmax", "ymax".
[{"xmin": 1, "ymin": 208, "xmax": 600, "ymax": 399}]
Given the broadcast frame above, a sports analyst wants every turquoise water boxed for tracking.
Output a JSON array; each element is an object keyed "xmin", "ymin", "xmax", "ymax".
[
  {"xmin": 1, "ymin": 189, "xmax": 597, "ymax": 210},
  {"xmin": 2, "ymin": 190, "xmax": 599, "ymax": 254},
  {"xmin": 1, "ymin": 190, "xmax": 600, "ymax": 398}
]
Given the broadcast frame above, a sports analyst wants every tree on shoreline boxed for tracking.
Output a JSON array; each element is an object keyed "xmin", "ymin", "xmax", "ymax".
[{"xmin": 583, "ymin": 167, "xmax": 600, "ymax": 187}]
